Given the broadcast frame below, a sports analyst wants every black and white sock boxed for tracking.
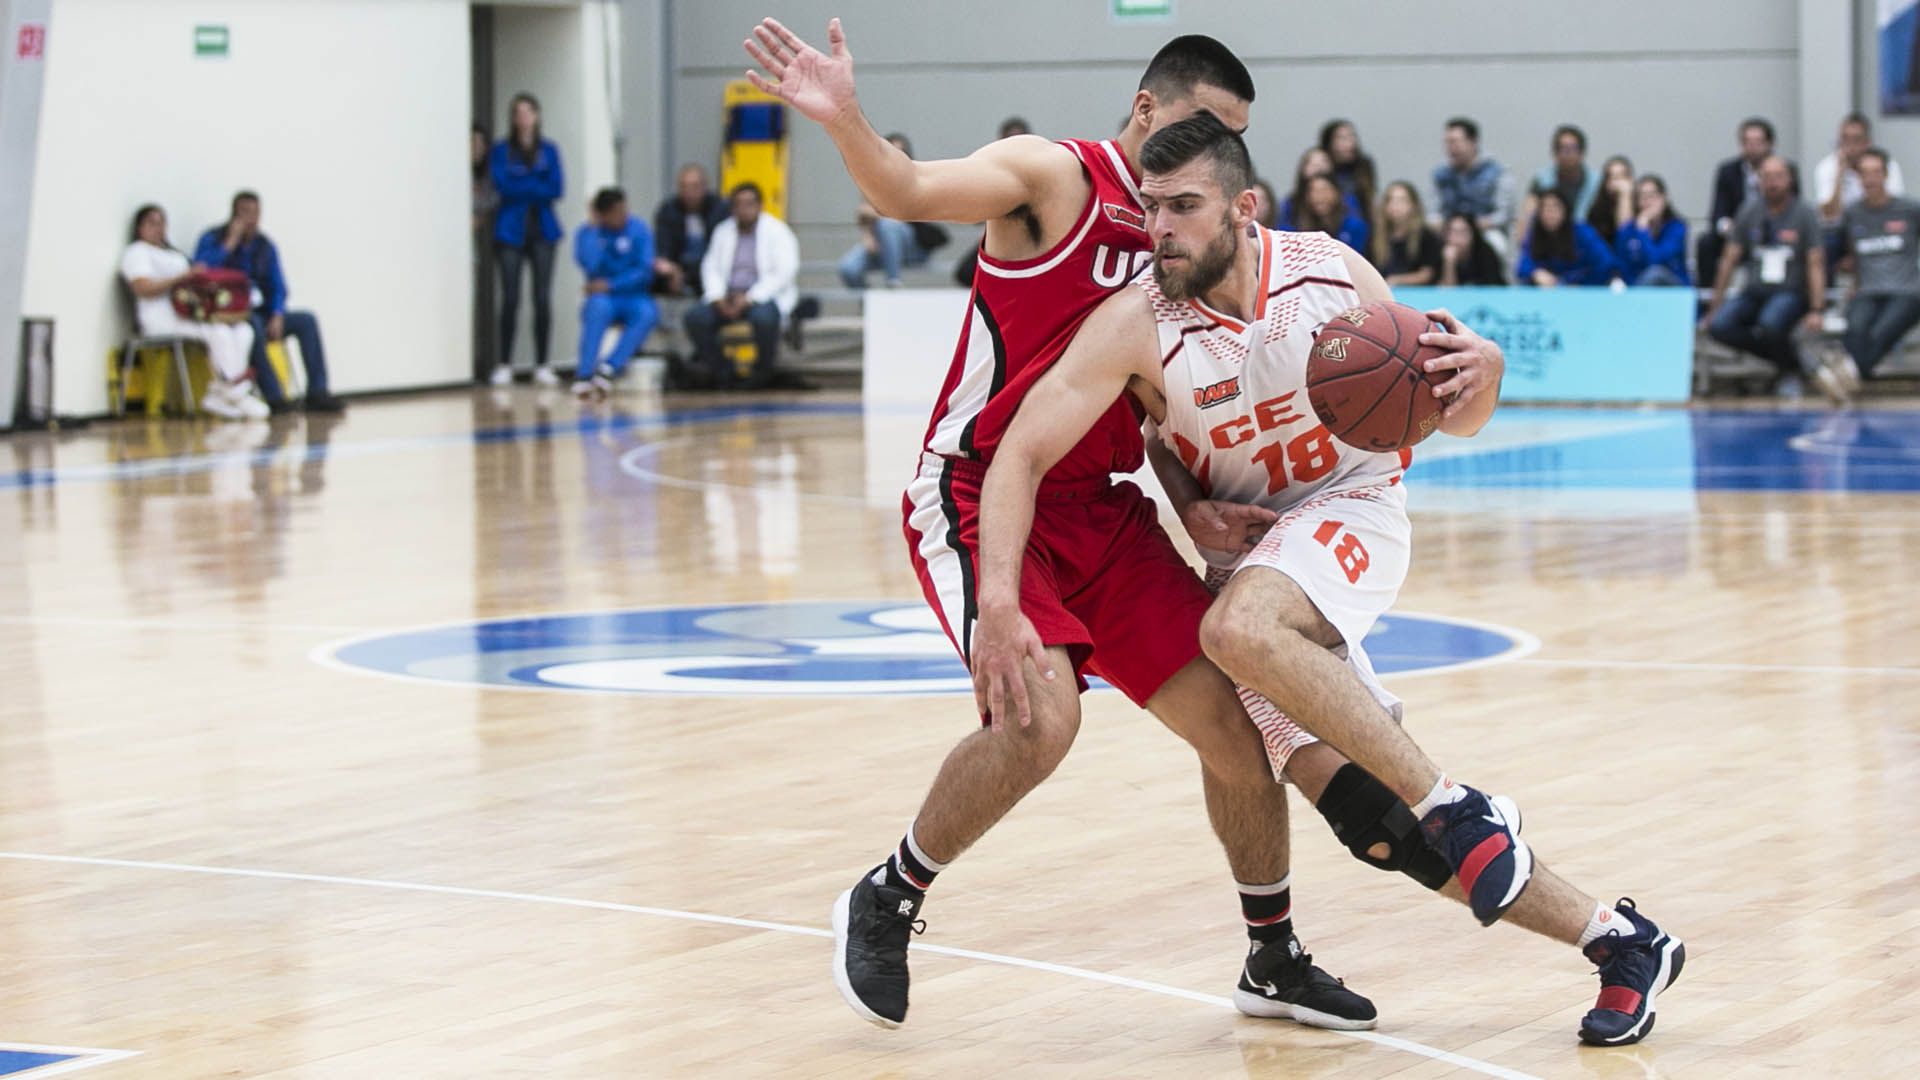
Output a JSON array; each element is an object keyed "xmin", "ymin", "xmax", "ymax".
[
  {"xmin": 875, "ymin": 827, "xmax": 947, "ymax": 895},
  {"xmin": 1238, "ymin": 874, "xmax": 1293, "ymax": 946}
]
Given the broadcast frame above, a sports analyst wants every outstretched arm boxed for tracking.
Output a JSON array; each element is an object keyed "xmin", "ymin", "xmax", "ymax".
[
  {"xmin": 745, "ymin": 18, "xmax": 1071, "ymax": 224},
  {"xmin": 971, "ymin": 289, "xmax": 1159, "ymax": 726}
]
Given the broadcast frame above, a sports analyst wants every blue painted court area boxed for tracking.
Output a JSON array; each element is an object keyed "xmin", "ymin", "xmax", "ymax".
[
  {"xmin": 0, "ymin": 1050, "xmax": 75, "ymax": 1075},
  {"xmin": 324, "ymin": 600, "xmax": 1528, "ymax": 696},
  {"xmin": 1413, "ymin": 405, "xmax": 1920, "ymax": 493}
]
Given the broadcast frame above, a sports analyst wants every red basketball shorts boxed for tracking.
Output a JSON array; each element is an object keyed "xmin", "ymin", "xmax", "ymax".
[{"xmin": 902, "ymin": 452, "xmax": 1212, "ymax": 712}]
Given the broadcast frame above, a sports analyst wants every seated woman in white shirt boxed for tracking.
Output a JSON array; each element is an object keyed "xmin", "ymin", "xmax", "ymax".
[{"xmin": 119, "ymin": 204, "xmax": 267, "ymax": 419}]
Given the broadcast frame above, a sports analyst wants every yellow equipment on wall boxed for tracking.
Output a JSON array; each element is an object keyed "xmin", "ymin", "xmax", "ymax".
[{"xmin": 719, "ymin": 80, "xmax": 789, "ymax": 219}]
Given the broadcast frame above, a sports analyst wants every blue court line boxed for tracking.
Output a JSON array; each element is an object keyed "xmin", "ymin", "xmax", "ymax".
[{"xmin": 0, "ymin": 1051, "xmax": 72, "ymax": 1075}]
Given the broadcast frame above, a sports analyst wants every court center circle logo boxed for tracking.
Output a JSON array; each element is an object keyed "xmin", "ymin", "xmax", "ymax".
[{"xmin": 319, "ymin": 601, "xmax": 1535, "ymax": 696}]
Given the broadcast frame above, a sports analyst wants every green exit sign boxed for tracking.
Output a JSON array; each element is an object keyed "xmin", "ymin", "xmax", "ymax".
[
  {"xmin": 1113, "ymin": 0, "xmax": 1174, "ymax": 21},
  {"xmin": 194, "ymin": 24, "xmax": 228, "ymax": 57}
]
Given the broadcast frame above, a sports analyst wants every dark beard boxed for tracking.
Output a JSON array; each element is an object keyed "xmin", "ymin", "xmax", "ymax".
[{"xmin": 1153, "ymin": 214, "xmax": 1239, "ymax": 301}]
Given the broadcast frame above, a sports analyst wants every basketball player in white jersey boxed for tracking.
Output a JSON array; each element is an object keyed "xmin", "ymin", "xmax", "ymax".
[{"xmin": 973, "ymin": 111, "xmax": 1684, "ymax": 1046}]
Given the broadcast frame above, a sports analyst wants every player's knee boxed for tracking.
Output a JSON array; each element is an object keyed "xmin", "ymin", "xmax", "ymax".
[
  {"xmin": 1005, "ymin": 696, "xmax": 1080, "ymax": 776},
  {"xmin": 1197, "ymin": 593, "xmax": 1264, "ymax": 674},
  {"xmin": 1313, "ymin": 762, "xmax": 1451, "ymax": 890}
]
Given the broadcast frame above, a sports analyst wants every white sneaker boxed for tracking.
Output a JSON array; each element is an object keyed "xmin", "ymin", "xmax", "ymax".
[
  {"xmin": 533, "ymin": 366, "xmax": 561, "ymax": 387},
  {"xmin": 233, "ymin": 388, "xmax": 271, "ymax": 419},
  {"xmin": 571, "ymin": 379, "xmax": 596, "ymax": 399},
  {"xmin": 199, "ymin": 387, "xmax": 245, "ymax": 420},
  {"xmin": 489, "ymin": 364, "xmax": 513, "ymax": 387}
]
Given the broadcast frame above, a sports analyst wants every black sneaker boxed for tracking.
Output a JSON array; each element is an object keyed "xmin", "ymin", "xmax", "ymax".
[
  {"xmin": 1232, "ymin": 933, "xmax": 1377, "ymax": 1030},
  {"xmin": 1579, "ymin": 898, "xmax": 1684, "ymax": 1046},
  {"xmin": 1418, "ymin": 783, "xmax": 1533, "ymax": 926},
  {"xmin": 831, "ymin": 866, "xmax": 924, "ymax": 1028}
]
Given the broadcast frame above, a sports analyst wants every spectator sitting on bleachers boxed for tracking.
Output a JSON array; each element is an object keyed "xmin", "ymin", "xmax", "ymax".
[
  {"xmin": 121, "ymin": 204, "xmax": 266, "ymax": 420},
  {"xmin": 193, "ymin": 191, "xmax": 346, "ymax": 414},
  {"xmin": 1586, "ymin": 155, "xmax": 1634, "ymax": 249},
  {"xmin": 1517, "ymin": 188, "xmax": 1614, "ymax": 287},
  {"xmin": 840, "ymin": 133, "xmax": 948, "ymax": 288},
  {"xmin": 1278, "ymin": 147, "xmax": 1363, "ymax": 228},
  {"xmin": 1371, "ymin": 181, "xmax": 1441, "ymax": 285},
  {"xmin": 1613, "ymin": 175, "xmax": 1690, "ymax": 286},
  {"xmin": 1704, "ymin": 155, "xmax": 1827, "ymax": 397},
  {"xmin": 572, "ymin": 187, "xmax": 658, "ymax": 399},
  {"xmin": 1834, "ymin": 147, "xmax": 1920, "ymax": 388},
  {"xmin": 652, "ymin": 163, "xmax": 726, "ymax": 298},
  {"xmin": 1432, "ymin": 116, "xmax": 1516, "ymax": 254},
  {"xmin": 1282, "ymin": 173, "xmax": 1368, "ymax": 251},
  {"xmin": 1320, "ymin": 119, "xmax": 1378, "ymax": 233},
  {"xmin": 1527, "ymin": 124, "xmax": 1601, "ymax": 224},
  {"xmin": 683, "ymin": 182, "xmax": 797, "ymax": 390},
  {"xmin": 1438, "ymin": 212, "xmax": 1509, "ymax": 286},
  {"xmin": 1816, "ymin": 112, "xmax": 1906, "ymax": 267},
  {"xmin": 1700, "ymin": 117, "xmax": 1798, "ymax": 287}
]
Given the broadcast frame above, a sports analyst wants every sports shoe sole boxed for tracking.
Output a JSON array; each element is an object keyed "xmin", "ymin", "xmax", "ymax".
[
  {"xmin": 1809, "ymin": 362, "xmax": 1851, "ymax": 405},
  {"xmin": 830, "ymin": 886, "xmax": 902, "ymax": 1029},
  {"xmin": 1579, "ymin": 935, "xmax": 1686, "ymax": 1046},
  {"xmin": 1231, "ymin": 988, "xmax": 1378, "ymax": 1030}
]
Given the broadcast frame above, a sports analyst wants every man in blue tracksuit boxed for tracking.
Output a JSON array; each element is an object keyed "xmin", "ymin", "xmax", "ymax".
[
  {"xmin": 571, "ymin": 187, "xmax": 658, "ymax": 397},
  {"xmin": 194, "ymin": 191, "xmax": 345, "ymax": 413}
]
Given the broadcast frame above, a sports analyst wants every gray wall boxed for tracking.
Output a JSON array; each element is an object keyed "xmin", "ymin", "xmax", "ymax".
[{"xmin": 653, "ymin": 0, "xmax": 1809, "ymax": 265}]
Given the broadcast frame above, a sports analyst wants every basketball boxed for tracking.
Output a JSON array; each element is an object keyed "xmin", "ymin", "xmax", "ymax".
[{"xmin": 1305, "ymin": 301, "xmax": 1451, "ymax": 453}]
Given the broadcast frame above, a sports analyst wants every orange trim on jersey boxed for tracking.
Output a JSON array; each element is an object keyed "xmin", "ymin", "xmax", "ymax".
[
  {"xmin": 1184, "ymin": 229, "xmax": 1273, "ymax": 333},
  {"xmin": 1254, "ymin": 228, "xmax": 1274, "ymax": 322}
]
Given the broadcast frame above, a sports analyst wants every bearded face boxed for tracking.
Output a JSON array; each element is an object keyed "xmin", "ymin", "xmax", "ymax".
[{"xmin": 1152, "ymin": 209, "xmax": 1239, "ymax": 301}]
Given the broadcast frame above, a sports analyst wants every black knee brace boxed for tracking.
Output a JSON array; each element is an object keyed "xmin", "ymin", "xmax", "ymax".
[{"xmin": 1314, "ymin": 762, "xmax": 1451, "ymax": 890}]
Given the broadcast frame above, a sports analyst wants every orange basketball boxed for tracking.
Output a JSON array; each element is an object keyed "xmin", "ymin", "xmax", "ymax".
[{"xmin": 1305, "ymin": 301, "xmax": 1451, "ymax": 452}]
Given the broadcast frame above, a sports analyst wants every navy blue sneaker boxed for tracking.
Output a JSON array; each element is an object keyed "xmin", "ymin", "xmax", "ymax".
[
  {"xmin": 1418, "ymin": 783, "xmax": 1532, "ymax": 926},
  {"xmin": 1579, "ymin": 898, "xmax": 1685, "ymax": 1046}
]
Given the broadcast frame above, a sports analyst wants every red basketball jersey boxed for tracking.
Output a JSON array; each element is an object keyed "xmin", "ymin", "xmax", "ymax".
[{"xmin": 920, "ymin": 138, "xmax": 1154, "ymax": 481}]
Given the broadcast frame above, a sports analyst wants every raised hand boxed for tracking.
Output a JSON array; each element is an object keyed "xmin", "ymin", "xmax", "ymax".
[{"xmin": 744, "ymin": 17, "xmax": 858, "ymax": 129}]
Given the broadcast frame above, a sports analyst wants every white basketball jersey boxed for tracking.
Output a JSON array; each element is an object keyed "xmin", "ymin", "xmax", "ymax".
[{"xmin": 1145, "ymin": 228, "xmax": 1409, "ymax": 567}]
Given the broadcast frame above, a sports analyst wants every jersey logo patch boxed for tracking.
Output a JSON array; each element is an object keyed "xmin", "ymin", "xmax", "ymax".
[
  {"xmin": 1104, "ymin": 203, "xmax": 1146, "ymax": 231},
  {"xmin": 1194, "ymin": 376, "xmax": 1241, "ymax": 409}
]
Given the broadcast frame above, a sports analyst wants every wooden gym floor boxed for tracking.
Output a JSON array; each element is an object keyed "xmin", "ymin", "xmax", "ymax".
[{"xmin": 1, "ymin": 388, "xmax": 1916, "ymax": 1078}]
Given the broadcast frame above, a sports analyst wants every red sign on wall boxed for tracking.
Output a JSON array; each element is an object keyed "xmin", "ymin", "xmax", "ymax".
[{"xmin": 17, "ymin": 23, "xmax": 46, "ymax": 60}]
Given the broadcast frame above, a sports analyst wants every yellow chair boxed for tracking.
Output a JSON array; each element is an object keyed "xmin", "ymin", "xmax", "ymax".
[
  {"xmin": 720, "ymin": 80, "xmax": 790, "ymax": 220},
  {"xmin": 107, "ymin": 339, "xmax": 293, "ymax": 415}
]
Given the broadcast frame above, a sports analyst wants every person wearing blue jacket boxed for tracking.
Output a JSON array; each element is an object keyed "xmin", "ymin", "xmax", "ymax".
[
  {"xmin": 1517, "ymin": 188, "xmax": 1616, "ymax": 286},
  {"xmin": 572, "ymin": 188, "xmax": 658, "ymax": 397},
  {"xmin": 1612, "ymin": 176, "xmax": 1691, "ymax": 286},
  {"xmin": 489, "ymin": 92, "xmax": 565, "ymax": 387},
  {"xmin": 193, "ymin": 191, "xmax": 345, "ymax": 413}
]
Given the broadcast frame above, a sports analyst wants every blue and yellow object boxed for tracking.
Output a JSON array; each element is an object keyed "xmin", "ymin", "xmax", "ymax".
[{"xmin": 720, "ymin": 80, "xmax": 789, "ymax": 219}]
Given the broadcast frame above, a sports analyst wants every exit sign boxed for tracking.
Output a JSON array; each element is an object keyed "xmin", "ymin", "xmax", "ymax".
[
  {"xmin": 1112, "ymin": 0, "xmax": 1174, "ymax": 21},
  {"xmin": 194, "ymin": 24, "xmax": 228, "ymax": 57}
]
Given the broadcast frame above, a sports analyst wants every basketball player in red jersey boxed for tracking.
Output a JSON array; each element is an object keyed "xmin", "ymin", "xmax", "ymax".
[
  {"xmin": 978, "ymin": 111, "xmax": 1683, "ymax": 1047},
  {"xmin": 744, "ymin": 20, "xmax": 1417, "ymax": 1031}
]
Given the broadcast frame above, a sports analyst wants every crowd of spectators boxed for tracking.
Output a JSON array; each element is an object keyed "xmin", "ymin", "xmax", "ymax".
[{"xmin": 1245, "ymin": 109, "xmax": 1920, "ymax": 397}]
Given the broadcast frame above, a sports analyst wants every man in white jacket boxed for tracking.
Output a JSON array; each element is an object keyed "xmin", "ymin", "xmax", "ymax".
[{"xmin": 685, "ymin": 182, "xmax": 799, "ymax": 388}]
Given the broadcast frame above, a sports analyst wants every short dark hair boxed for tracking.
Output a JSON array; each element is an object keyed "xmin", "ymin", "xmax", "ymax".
[
  {"xmin": 730, "ymin": 181, "xmax": 764, "ymax": 203},
  {"xmin": 885, "ymin": 132, "xmax": 914, "ymax": 158},
  {"xmin": 592, "ymin": 187, "xmax": 626, "ymax": 214},
  {"xmin": 1138, "ymin": 34, "xmax": 1254, "ymax": 105},
  {"xmin": 232, "ymin": 190, "xmax": 260, "ymax": 214},
  {"xmin": 1740, "ymin": 116, "xmax": 1776, "ymax": 144},
  {"xmin": 1552, "ymin": 124, "xmax": 1586, "ymax": 153},
  {"xmin": 1844, "ymin": 110, "xmax": 1872, "ymax": 132},
  {"xmin": 1446, "ymin": 117, "xmax": 1479, "ymax": 143},
  {"xmin": 1860, "ymin": 146, "xmax": 1892, "ymax": 170},
  {"xmin": 1140, "ymin": 110, "xmax": 1253, "ymax": 199},
  {"xmin": 998, "ymin": 115, "xmax": 1030, "ymax": 139}
]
